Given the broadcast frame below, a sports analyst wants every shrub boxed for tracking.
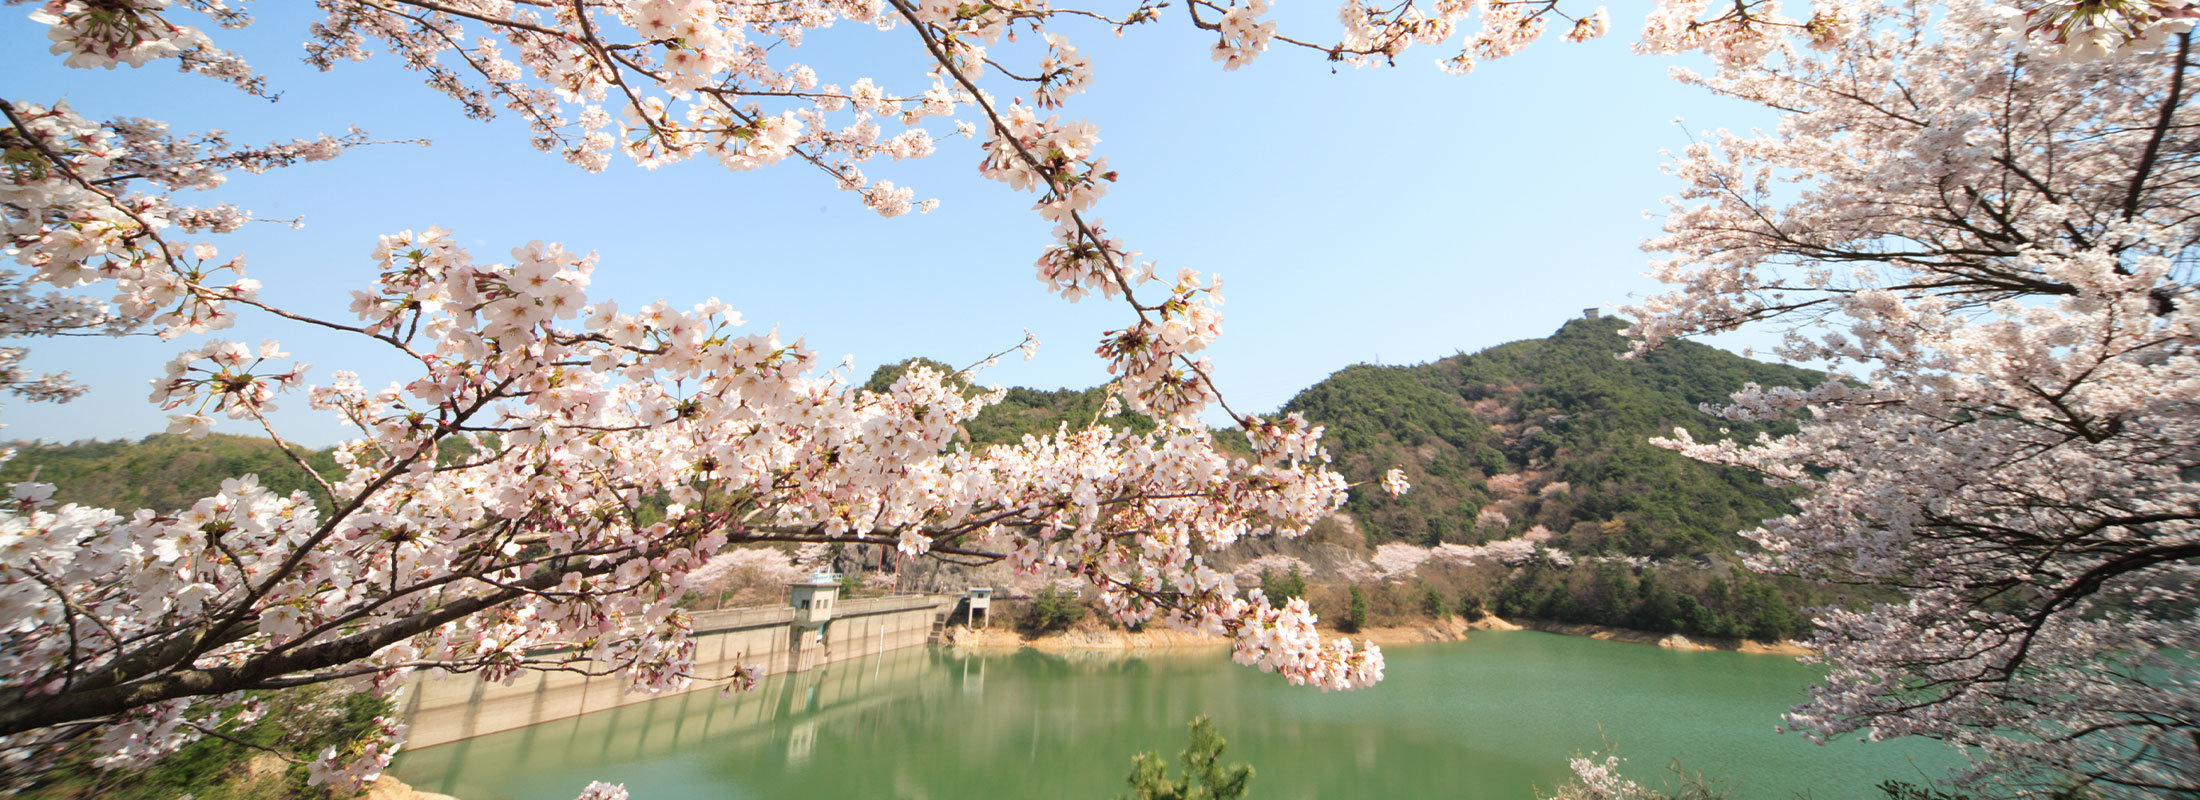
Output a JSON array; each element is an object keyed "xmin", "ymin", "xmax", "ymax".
[
  {"xmin": 1258, "ymin": 566, "xmax": 1308, "ymax": 609},
  {"xmin": 1025, "ymin": 585, "xmax": 1087, "ymax": 633},
  {"xmin": 1458, "ymin": 591, "xmax": 1487, "ymax": 622},
  {"xmin": 1421, "ymin": 586, "xmax": 1447, "ymax": 619}
]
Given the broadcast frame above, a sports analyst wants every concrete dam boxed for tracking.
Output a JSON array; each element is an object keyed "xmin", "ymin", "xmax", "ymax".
[{"xmin": 399, "ymin": 591, "xmax": 952, "ymax": 748}]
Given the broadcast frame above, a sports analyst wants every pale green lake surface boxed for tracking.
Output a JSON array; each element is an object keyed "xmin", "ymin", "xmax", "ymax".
[{"xmin": 391, "ymin": 631, "xmax": 1957, "ymax": 799}]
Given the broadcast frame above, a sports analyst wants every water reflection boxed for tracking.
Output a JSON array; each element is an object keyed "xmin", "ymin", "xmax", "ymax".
[{"xmin": 392, "ymin": 633, "xmax": 1955, "ymax": 800}]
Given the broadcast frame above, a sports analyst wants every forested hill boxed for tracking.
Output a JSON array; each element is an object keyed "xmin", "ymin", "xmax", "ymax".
[
  {"xmin": 1287, "ymin": 316, "xmax": 1821, "ymax": 558},
  {"xmin": 0, "ymin": 434, "xmax": 337, "ymax": 513},
  {"xmin": 867, "ymin": 317, "xmax": 1821, "ymax": 559}
]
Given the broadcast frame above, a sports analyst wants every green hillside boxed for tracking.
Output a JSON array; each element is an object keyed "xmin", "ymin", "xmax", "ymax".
[
  {"xmin": 0, "ymin": 434, "xmax": 338, "ymax": 513},
  {"xmin": 864, "ymin": 318, "xmax": 1816, "ymax": 560},
  {"xmin": 1290, "ymin": 316, "xmax": 1818, "ymax": 558}
]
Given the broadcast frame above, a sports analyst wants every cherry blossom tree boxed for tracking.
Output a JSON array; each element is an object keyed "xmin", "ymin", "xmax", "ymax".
[
  {"xmin": 1626, "ymin": 0, "xmax": 2199, "ymax": 794},
  {"xmin": 0, "ymin": 109, "xmax": 1377, "ymax": 785},
  {"xmin": 3, "ymin": 0, "xmax": 2193, "ymax": 795}
]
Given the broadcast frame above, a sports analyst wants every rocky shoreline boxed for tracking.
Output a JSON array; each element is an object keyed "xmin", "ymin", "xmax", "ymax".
[
  {"xmin": 941, "ymin": 614, "xmax": 1810, "ymax": 656},
  {"xmin": 1513, "ymin": 619, "xmax": 1814, "ymax": 656},
  {"xmin": 365, "ymin": 775, "xmax": 460, "ymax": 800}
]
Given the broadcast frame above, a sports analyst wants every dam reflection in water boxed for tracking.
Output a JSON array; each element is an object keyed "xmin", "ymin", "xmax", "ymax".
[{"xmin": 391, "ymin": 633, "xmax": 1956, "ymax": 800}]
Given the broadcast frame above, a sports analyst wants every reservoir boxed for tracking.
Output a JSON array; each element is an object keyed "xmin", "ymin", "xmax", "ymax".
[{"xmin": 390, "ymin": 631, "xmax": 1955, "ymax": 799}]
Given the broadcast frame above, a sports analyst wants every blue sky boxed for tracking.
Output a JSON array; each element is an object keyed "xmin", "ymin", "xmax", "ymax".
[{"xmin": 4, "ymin": 3, "xmax": 1773, "ymax": 446}]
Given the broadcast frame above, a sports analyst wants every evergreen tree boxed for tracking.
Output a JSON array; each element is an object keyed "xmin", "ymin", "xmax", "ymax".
[
  {"xmin": 1118, "ymin": 717, "xmax": 1253, "ymax": 800},
  {"xmin": 1344, "ymin": 587, "xmax": 1369, "ymax": 633}
]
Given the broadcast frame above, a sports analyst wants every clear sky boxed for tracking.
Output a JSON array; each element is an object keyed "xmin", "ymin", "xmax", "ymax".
[{"xmin": 3, "ymin": 3, "xmax": 1774, "ymax": 447}]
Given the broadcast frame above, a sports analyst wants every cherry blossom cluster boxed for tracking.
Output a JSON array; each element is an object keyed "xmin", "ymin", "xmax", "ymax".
[
  {"xmin": 80, "ymin": 697, "xmax": 218, "ymax": 772},
  {"xmin": 0, "ymin": 346, "xmax": 86, "ymax": 406},
  {"xmin": 26, "ymin": 0, "xmax": 266, "ymax": 95},
  {"xmin": 1210, "ymin": 0, "xmax": 1278, "ymax": 69},
  {"xmin": 1631, "ymin": 0, "xmax": 2194, "ymax": 67},
  {"xmin": 1558, "ymin": 753, "xmax": 1651, "ymax": 800},
  {"xmin": 0, "ymin": 96, "xmax": 394, "ymax": 408},
  {"xmin": 1095, "ymin": 269, "xmax": 1227, "ymax": 423},
  {"xmin": 1244, "ymin": 412, "xmax": 1327, "ymax": 466},
  {"xmin": 792, "ymin": 541, "xmax": 834, "ymax": 571},
  {"xmin": 959, "ymin": 421, "xmax": 1364, "ymax": 669},
  {"xmin": 1228, "ymin": 553, "xmax": 1313, "ymax": 583},
  {"xmin": 686, "ymin": 546, "xmax": 803, "ymax": 590},
  {"xmin": 1381, "ymin": 466, "xmax": 1411, "ymax": 496},
  {"xmin": 295, "ymin": 0, "xmax": 981, "ymax": 208},
  {"xmin": 0, "ymin": 474, "xmax": 332, "ymax": 774},
  {"xmin": 306, "ymin": 714, "xmax": 408, "ymax": 791},
  {"xmin": 983, "ymin": 105, "xmax": 1112, "ymax": 227},
  {"xmin": 1034, "ymin": 34, "xmax": 1096, "ymax": 107},
  {"xmin": 1474, "ymin": 505, "xmax": 1509, "ymax": 532},
  {"xmin": 2019, "ymin": 0, "xmax": 2200, "ymax": 60},
  {"xmin": 1222, "ymin": 592, "xmax": 1384, "ymax": 689},
  {"xmin": 148, "ymin": 338, "xmax": 308, "ymax": 437},
  {"xmin": 1366, "ymin": 532, "xmax": 1567, "ymax": 578},
  {"xmin": 1636, "ymin": 0, "xmax": 1785, "ymax": 66},
  {"xmin": 575, "ymin": 780, "xmax": 631, "ymax": 800},
  {"xmin": 1370, "ymin": 542, "xmax": 1437, "ymax": 577},
  {"xmin": 1227, "ymin": 0, "xmax": 2185, "ymax": 81},
  {"xmin": 0, "ymin": 269, "xmax": 116, "ymax": 341},
  {"xmin": 1627, "ymin": 1, "xmax": 2200, "ymax": 793},
  {"xmin": 1305, "ymin": 0, "xmax": 1602, "ymax": 76}
]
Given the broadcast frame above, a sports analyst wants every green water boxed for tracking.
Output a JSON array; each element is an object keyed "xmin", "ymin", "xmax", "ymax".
[{"xmin": 391, "ymin": 631, "xmax": 1956, "ymax": 799}]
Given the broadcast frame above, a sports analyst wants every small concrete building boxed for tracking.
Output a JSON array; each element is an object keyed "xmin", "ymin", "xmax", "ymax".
[
  {"xmin": 787, "ymin": 572, "xmax": 842, "ymax": 671},
  {"xmin": 966, "ymin": 586, "xmax": 994, "ymax": 629},
  {"xmin": 790, "ymin": 571, "xmax": 841, "ymax": 629}
]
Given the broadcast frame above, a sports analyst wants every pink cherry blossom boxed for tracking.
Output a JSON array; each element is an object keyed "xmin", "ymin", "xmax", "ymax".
[{"xmin": 1626, "ymin": 1, "xmax": 2200, "ymax": 794}]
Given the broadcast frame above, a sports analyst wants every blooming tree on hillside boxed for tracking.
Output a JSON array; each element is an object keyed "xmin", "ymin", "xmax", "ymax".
[
  {"xmin": 1, "ymin": 0, "xmax": 2192, "ymax": 795},
  {"xmin": 1627, "ymin": 0, "xmax": 2199, "ymax": 794}
]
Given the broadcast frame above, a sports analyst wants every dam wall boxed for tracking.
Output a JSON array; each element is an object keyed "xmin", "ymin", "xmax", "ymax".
[{"xmin": 399, "ymin": 594, "xmax": 948, "ymax": 748}]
